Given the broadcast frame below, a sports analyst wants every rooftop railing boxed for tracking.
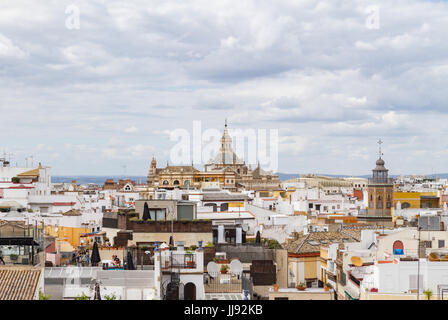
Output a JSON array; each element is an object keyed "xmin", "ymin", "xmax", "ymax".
[{"xmin": 368, "ymin": 178, "xmax": 395, "ymax": 185}]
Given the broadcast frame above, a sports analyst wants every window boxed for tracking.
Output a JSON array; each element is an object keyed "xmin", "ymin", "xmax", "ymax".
[
  {"xmin": 173, "ymin": 180, "xmax": 180, "ymax": 185},
  {"xmin": 309, "ymin": 203, "xmax": 313, "ymax": 209},
  {"xmin": 393, "ymin": 240, "xmax": 404, "ymax": 255},
  {"xmin": 149, "ymin": 208, "xmax": 166, "ymax": 221},
  {"xmin": 163, "ymin": 180, "xmax": 169, "ymax": 185},
  {"xmin": 377, "ymin": 196, "xmax": 383, "ymax": 209},
  {"xmin": 386, "ymin": 202, "xmax": 391, "ymax": 208},
  {"xmin": 439, "ymin": 240, "xmax": 445, "ymax": 248},
  {"xmin": 424, "ymin": 241, "xmax": 432, "ymax": 248}
]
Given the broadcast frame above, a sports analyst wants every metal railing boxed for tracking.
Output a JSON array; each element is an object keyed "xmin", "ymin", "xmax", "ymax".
[
  {"xmin": 204, "ymin": 272, "xmax": 244, "ymax": 293},
  {"xmin": 161, "ymin": 253, "xmax": 196, "ymax": 269}
]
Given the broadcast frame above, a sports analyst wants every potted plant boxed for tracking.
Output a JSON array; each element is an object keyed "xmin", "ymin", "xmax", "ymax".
[
  {"xmin": 297, "ymin": 282, "xmax": 306, "ymax": 291},
  {"xmin": 423, "ymin": 289, "xmax": 433, "ymax": 300},
  {"xmin": 38, "ymin": 291, "xmax": 51, "ymax": 300},
  {"xmin": 324, "ymin": 282, "xmax": 332, "ymax": 291},
  {"xmin": 74, "ymin": 292, "xmax": 90, "ymax": 300},
  {"xmin": 104, "ymin": 293, "xmax": 117, "ymax": 300},
  {"xmin": 220, "ymin": 264, "xmax": 229, "ymax": 274},
  {"xmin": 186, "ymin": 260, "xmax": 195, "ymax": 268},
  {"xmin": 273, "ymin": 284, "xmax": 279, "ymax": 292}
]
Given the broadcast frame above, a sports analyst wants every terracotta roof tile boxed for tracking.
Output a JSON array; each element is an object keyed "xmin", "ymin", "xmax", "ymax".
[
  {"xmin": 0, "ymin": 266, "xmax": 42, "ymax": 300},
  {"xmin": 285, "ymin": 231, "xmax": 359, "ymax": 254}
]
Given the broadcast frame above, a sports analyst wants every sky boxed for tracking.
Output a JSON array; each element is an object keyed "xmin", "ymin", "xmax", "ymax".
[{"xmin": 1, "ymin": 0, "xmax": 448, "ymax": 176}]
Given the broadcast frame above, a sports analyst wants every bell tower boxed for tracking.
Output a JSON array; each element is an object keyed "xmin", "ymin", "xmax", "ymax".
[{"xmin": 359, "ymin": 140, "xmax": 394, "ymax": 225}]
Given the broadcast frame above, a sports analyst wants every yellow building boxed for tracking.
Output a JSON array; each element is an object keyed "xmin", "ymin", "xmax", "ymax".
[
  {"xmin": 393, "ymin": 192, "xmax": 420, "ymax": 209},
  {"xmin": 394, "ymin": 191, "xmax": 440, "ymax": 209},
  {"xmin": 45, "ymin": 225, "xmax": 90, "ymax": 248}
]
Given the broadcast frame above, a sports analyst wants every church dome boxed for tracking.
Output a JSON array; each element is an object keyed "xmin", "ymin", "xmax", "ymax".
[{"xmin": 376, "ymin": 158, "xmax": 385, "ymax": 166}]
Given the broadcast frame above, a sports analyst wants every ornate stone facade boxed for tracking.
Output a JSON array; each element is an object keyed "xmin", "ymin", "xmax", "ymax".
[{"xmin": 147, "ymin": 123, "xmax": 281, "ymax": 191}]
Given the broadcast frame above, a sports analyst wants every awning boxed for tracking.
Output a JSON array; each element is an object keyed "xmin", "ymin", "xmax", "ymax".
[{"xmin": 0, "ymin": 237, "xmax": 40, "ymax": 246}]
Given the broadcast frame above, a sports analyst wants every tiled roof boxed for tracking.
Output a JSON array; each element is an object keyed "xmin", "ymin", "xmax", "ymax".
[
  {"xmin": 285, "ymin": 231, "xmax": 359, "ymax": 254},
  {"xmin": 338, "ymin": 224, "xmax": 382, "ymax": 242},
  {"xmin": 0, "ymin": 266, "xmax": 42, "ymax": 300},
  {"xmin": 62, "ymin": 209, "xmax": 81, "ymax": 216},
  {"xmin": 17, "ymin": 168, "xmax": 39, "ymax": 177}
]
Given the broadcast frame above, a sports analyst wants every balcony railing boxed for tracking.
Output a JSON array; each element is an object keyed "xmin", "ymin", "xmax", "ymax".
[
  {"xmin": 204, "ymin": 273, "xmax": 245, "ymax": 293},
  {"xmin": 161, "ymin": 253, "xmax": 196, "ymax": 269}
]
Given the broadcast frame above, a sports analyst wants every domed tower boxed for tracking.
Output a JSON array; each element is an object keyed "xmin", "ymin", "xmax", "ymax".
[{"xmin": 359, "ymin": 140, "xmax": 394, "ymax": 225}]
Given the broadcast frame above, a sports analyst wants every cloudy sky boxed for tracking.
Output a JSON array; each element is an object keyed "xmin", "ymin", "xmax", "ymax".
[{"xmin": 1, "ymin": 0, "xmax": 448, "ymax": 176}]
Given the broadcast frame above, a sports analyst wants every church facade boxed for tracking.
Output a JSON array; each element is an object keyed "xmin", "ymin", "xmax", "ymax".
[{"xmin": 147, "ymin": 123, "xmax": 281, "ymax": 191}]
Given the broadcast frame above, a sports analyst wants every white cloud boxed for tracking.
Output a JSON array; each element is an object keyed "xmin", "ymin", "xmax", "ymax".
[
  {"xmin": 124, "ymin": 126, "xmax": 138, "ymax": 133},
  {"xmin": 0, "ymin": 33, "xmax": 26, "ymax": 58},
  {"xmin": 1, "ymin": 0, "xmax": 448, "ymax": 175}
]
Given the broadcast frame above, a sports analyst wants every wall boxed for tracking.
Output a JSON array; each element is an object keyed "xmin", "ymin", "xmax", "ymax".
[
  {"xmin": 269, "ymin": 290, "xmax": 333, "ymax": 300},
  {"xmin": 129, "ymin": 232, "xmax": 212, "ymax": 247},
  {"xmin": 275, "ymin": 249, "xmax": 288, "ymax": 288}
]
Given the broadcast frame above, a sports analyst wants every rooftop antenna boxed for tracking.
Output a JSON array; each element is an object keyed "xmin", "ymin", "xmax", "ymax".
[{"xmin": 121, "ymin": 165, "xmax": 127, "ymax": 176}]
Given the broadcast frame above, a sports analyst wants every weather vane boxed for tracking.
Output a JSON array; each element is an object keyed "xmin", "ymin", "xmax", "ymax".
[{"xmin": 378, "ymin": 139, "xmax": 383, "ymax": 158}]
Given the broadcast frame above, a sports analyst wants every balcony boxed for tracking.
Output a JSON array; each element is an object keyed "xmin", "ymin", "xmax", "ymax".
[
  {"xmin": 204, "ymin": 273, "xmax": 243, "ymax": 293},
  {"xmin": 161, "ymin": 252, "xmax": 197, "ymax": 270}
]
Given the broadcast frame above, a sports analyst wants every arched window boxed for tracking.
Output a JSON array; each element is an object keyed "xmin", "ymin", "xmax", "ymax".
[
  {"xmin": 393, "ymin": 240, "xmax": 404, "ymax": 255},
  {"xmin": 402, "ymin": 202, "xmax": 411, "ymax": 209},
  {"xmin": 173, "ymin": 180, "xmax": 180, "ymax": 185},
  {"xmin": 377, "ymin": 196, "xmax": 383, "ymax": 209},
  {"xmin": 184, "ymin": 180, "xmax": 190, "ymax": 187},
  {"xmin": 163, "ymin": 180, "xmax": 169, "ymax": 185}
]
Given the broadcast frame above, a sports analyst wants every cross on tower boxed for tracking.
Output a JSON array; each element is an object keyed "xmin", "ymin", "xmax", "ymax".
[{"xmin": 378, "ymin": 139, "xmax": 383, "ymax": 158}]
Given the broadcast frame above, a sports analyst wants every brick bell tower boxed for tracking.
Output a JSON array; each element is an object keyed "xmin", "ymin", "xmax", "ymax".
[{"xmin": 359, "ymin": 139, "xmax": 394, "ymax": 225}]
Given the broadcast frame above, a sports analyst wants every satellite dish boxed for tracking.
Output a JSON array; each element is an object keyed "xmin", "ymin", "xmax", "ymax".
[
  {"xmin": 207, "ymin": 261, "xmax": 219, "ymax": 277},
  {"xmin": 351, "ymin": 256, "xmax": 363, "ymax": 267},
  {"xmin": 242, "ymin": 224, "xmax": 249, "ymax": 232},
  {"xmin": 230, "ymin": 259, "xmax": 243, "ymax": 275}
]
